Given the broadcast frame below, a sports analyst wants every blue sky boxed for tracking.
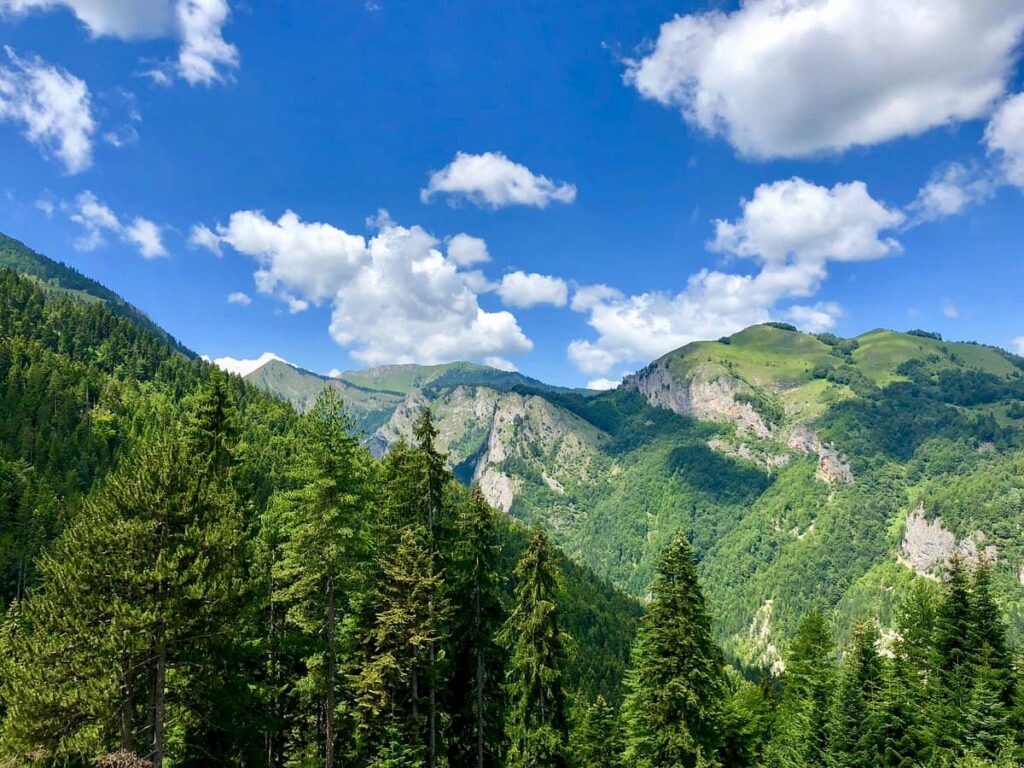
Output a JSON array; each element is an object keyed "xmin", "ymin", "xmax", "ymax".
[{"xmin": 0, "ymin": 0, "xmax": 1022, "ymax": 387}]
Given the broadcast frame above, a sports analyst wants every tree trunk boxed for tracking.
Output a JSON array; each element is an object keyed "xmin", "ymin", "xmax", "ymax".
[
  {"xmin": 151, "ymin": 628, "xmax": 166, "ymax": 768},
  {"xmin": 429, "ymin": 640, "xmax": 436, "ymax": 768},
  {"xmin": 324, "ymin": 577, "xmax": 336, "ymax": 768},
  {"xmin": 476, "ymin": 646, "xmax": 484, "ymax": 768}
]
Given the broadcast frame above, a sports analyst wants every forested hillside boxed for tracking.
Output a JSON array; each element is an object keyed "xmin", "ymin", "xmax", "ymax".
[
  {"xmin": 248, "ymin": 322, "xmax": 1024, "ymax": 665},
  {"xmin": 0, "ymin": 265, "xmax": 640, "ymax": 767}
]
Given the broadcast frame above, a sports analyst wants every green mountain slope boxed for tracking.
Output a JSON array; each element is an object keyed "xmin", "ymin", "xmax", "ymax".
[
  {"xmin": 0, "ymin": 232, "xmax": 192, "ymax": 356},
  {"xmin": 252, "ymin": 322, "xmax": 1024, "ymax": 666},
  {"xmin": 0, "ymin": 245, "xmax": 640, "ymax": 702}
]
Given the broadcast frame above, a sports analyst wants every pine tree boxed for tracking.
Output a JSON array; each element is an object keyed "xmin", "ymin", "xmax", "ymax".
[
  {"xmin": 272, "ymin": 390, "xmax": 373, "ymax": 768},
  {"xmin": 500, "ymin": 528, "xmax": 570, "ymax": 768},
  {"xmin": 448, "ymin": 486, "xmax": 506, "ymax": 768},
  {"xmin": 571, "ymin": 695, "xmax": 624, "ymax": 768},
  {"xmin": 0, "ymin": 429, "xmax": 246, "ymax": 767},
  {"xmin": 622, "ymin": 531, "xmax": 725, "ymax": 768}
]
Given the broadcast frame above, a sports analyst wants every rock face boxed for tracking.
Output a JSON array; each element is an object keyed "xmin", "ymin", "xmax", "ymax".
[
  {"xmin": 370, "ymin": 385, "xmax": 603, "ymax": 514},
  {"xmin": 624, "ymin": 361, "xmax": 772, "ymax": 438},
  {"xmin": 787, "ymin": 425, "xmax": 854, "ymax": 485},
  {"xmin": 899, "ymin": 506, "xmax": 998, "ymax": 576},
  {"xmin": 746, "ymin": 599, "xmax": 785, "ymax": 676},
  {"xmin": 707, "ymin": 438, "xmax": 791, "ymax": 470}
]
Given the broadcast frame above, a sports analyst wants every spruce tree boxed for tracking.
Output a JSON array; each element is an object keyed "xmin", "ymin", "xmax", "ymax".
[
  {"xmin": 500, "ymin": 528, "xmax": 570, "ymax": 768},
  {"xmin": 571, "ymin": 695, "xmax": 624, "ymax": 768},
  {"xmin": 764, "ymin": 611, "xmax": 834, "ymax": 768},
  {"xmin": 448, "ymin": 486, "xmax": 506, "ymax": 768},
  {"xmin": 827, "ymin": 620, "xmax": 884, "ymax": 768},
  {"xmin": 272, "ymin": 390, "xmax": 373, "ymax": 768},
  {"xmin": 351, "ymin": 525, "xmax": 443, "ymax": 767},
  {"xmin": 622, "ymin": 531, "xmax": 725, "ymax": 768}
]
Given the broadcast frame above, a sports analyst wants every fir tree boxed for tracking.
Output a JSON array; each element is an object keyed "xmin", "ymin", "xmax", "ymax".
[
  {"xmin": 500, "ymin": 528, "xmax": 571, "ymax": 768},
  {"xmin": 622, "ymin": 531, "xmax": 725, "ymax": 768}
]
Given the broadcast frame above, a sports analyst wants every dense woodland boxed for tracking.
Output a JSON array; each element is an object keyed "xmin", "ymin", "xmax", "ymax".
[{"xmin": 0, "ymin": 265, "xmax": 1023, "ymax": 767}]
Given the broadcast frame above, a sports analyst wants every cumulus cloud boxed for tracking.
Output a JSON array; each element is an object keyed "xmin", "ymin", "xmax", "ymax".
[
  {"xmin": 329, "ymin": 217, "xmax": 532, "ymax": 365},
  {"xmin": 785, "ymin": 302, "xmax": 843, "ymax": 333},
  {"xmin": 227, "ymin": 291, "xmax": 251, "ymax": 305},
  {"xmin": 484, "ymin": 356, "xmax": 518, "ymax": 372},
  {"xmin": 496, "ymin": 271, "xmax": 568, "ymax": 308},
  {"xmin": 908, "ymin": 163, "xmax": 995, "ymax": 223},
  {"xmin": 421, "ymin": 151, "xmax": 577, "ymax": 208},
  {"xmin": 586, "ymin": 377, "xmax": 620, "ymax": 391},
  {"xmin": 624, "ymin": 0, "xmax": 1024, "ymax": 158},
  {"xmin": 942, "ymin": 300, "xmax": 959, "ymax": 319},
  {"xmin": 200, "ymin": 209, "xmax": 535, "ymax": 367},
  {"xmin": 985, "ymin": 93, "xmax": 1024, "ymax": 189},
  {"xmin": 0, "ymin": 0, "xmax": 238, "ymax": 86},
  {"xmin": 66, "ymin": 191, "xmax": 167, "ymax": 258},
  {"xmin": 175, "ymin": 0, "xmax": 239, "ymax": 86},
  {"xmin": 568, "ymin": 178, "xmax": 902, "ymax": 375},
  {"xmin": 1013, "ymin": 337, "xmax": 1024, "ymax": 355},
  {"xmin": 446, "ymin": 233, "xmax": 490, "ymax": 266},
  {"xmin": 0, "ymin": 47, "xmax": 95, "ymax": 173},
  {"xmin": 213, "ymin": 351, "xmax": 287, "ymax": 376},
  {"xmin": 209, "ymin": 210, "xmax": 368, "ymax": 304}
]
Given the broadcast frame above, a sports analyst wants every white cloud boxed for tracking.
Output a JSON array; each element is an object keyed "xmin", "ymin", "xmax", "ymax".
[
  {"xmin": 66, "ymin": 191, "xmax": 167, "ymax": 258},
  {"xmin": 227, "ymin": 290, "xmax": 250, "ymax": 305},
  {"xmin": 0, "ymin": 0, "xmax": 237, "ymax": 86},
  {"xmin": 329, "ymin": 217, "xmax": 533, "ymax": 365},
  {"xmin": 124, "ymin": 216, "xmax": 167, "ymax": 258},
  {"xmin": 710, "ymin": 178, "xmax": 905, "ymax": 265},
  {"xmin": 175, "ymin": 0, "xmax": 238, "ymax": 86},
  {"xmin": 213, "ymin": 351, "xmax": 287, "ymax": 377},
  {"xmin": 202, "ymin": 209, "xmax": 535, "ymax": 367},
  {"xmin": 213, "ymin": 209, "xmax": 368, "ymax": 304},
  {"xmin": 985, "ymin": 92, "xmax": 1024, "ymax": 188},
  {"xmin": 785, "ymin": 302, "xmax": 843, "ymax": 333},
  {"xmin": 446, "ymin": 233, "xmax": 490, "ymax": 266},
  {"xmin": 421, "ymin": 151, "xmax": 577, "ymax": 208},
  {"xmin": 34, "ymin": 197, "xmax": 54, "ymax": 217},
  {"xmin": 568, "ymin": 178, "xmax": 902, "ymax": 374},
  {"xmin": 942, "ymin": 300, "xmax": 959, "ymax": 319},
  {"xmin": 1013, "ymin": 337, "xmax": 1024, "ymax": 355},
  {"xmin": 326, "ymin": 368, "xmax": 344, "ymax": 378},
  {"xmin": 0, "ymin": 0, "xmax": 172, "ymax": 37},
  {"xmin": 496, "ymin": 270, "xmax": 568, "ymax": 308},
  {"xmin": 586, "ymin": 377, "xmax": 620, "ymax": 391},
  {"xmin": 624, "ymin": 0, "xmax": 1024, "ymax": 158},
  {"xmin": 0, "ymin": 47, "xmax": 95, "ymax": 173},
  {"xmin": 570, "ymin": 284, "xmax": 623, "ymax": 312},
  {"xmin": 484, "ymin": 356, "xmax": 517, "ymax": 372},
  {"xmin": 908, "ymin": 163, "xmax": 995, "ymax": 223},
  {"xmin": 188, "ymin": 223, "xmax": 222, "ymax": 255}
]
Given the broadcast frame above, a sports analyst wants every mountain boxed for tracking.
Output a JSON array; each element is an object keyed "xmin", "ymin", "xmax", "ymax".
[
  {"xmin": 0, "ymin": 232, "xmax": 192, "ymax": 356},
  {"xmin": 0, "ymin": 239, "xmax": 639, "ymax": 702},
  {"xmin": 252, "ymin": 322, "xmax": 1024, "ymax": 666}
]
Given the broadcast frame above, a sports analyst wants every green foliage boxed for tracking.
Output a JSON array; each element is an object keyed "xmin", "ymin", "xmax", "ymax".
[
  {"xmin": 622, "ymin": 532, "xmax": 725, "ymax": 768},
  {"xmin": 500, "ymin": 528, "xmax": 570, "ymax": 768}
]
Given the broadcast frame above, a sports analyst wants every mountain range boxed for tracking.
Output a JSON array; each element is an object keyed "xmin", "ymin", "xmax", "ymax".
[{"xmin": 4, "ymin": 230, "xmax": 1023, "ymax": 670}]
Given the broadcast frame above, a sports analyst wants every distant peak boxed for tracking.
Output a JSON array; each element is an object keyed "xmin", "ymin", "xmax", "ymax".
[{"xmin": 212, "ymin": 352, "xmax": 290, "ymax": 377}]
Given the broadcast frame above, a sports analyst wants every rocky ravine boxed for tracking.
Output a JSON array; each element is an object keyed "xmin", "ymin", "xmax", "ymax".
[{"xmin": 370, "ymin": 385, "xmax": 605, "ymax": 513}]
